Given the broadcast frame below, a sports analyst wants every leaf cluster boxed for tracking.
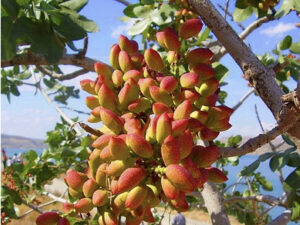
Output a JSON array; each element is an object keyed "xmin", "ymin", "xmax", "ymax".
[{"xmin": 2, "ymin": 0, "xmax": 98, "ymax": 63}]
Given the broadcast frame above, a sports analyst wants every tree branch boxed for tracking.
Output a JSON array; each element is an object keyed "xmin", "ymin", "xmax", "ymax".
[
  {"xmin": 225, "ymin": 195, "xmax": 287, "ymax": 207},
  {"xmin": 36, "ymin": 65, "xmax": 88, "ymax": 81},
  {"xmin": 79, "ymin": 122, "xmax": 103, "ymax": 137},
  {"xmin": 21, "ymin": 199, "xmax": 44, "ymax": 214},
  {"xmin": 201, "ymin": 182, "xmax": 230, "ymax": 225},
  {"xmin": 189, "ymin": 0, "xmax": 300, "ymax": 142},
  {"xmin": 255, "ymin": 105, "xmax": 285, "ymax": 184},
  {"xmin": 113, "ymin": 0, "xmax": 130, "ymax": 6},
  {"xmin": 218, "ymin": 109, "xmax": 297, "ymax": 158},
  {"xmin": 42, "ymin": 192, "xmax": 68, "ymax": 204},
  {"xmin": 31, "ymin": 69, "xmax": 84, "ymax": 136},
  {"xmin": 232, "ymin": 88, "xmax": 255, "ymax": 112},
  {"xmin": 2, "ymin": 53, "xmax": 100, "ymax": 72},
  {"xmin": 214, "ymin": 15, "xmax": 275, "ymax": 60},
  {"xmin": 267, "ymin": 210, "xmax": 291, "ymax": 225},
  {"xmin": 217, "ymin": 3, "xmax": 245, "ymax": 30},
  {"xmin": 189, "ymin": 0, "xmax": 283, "ymax": 117}
]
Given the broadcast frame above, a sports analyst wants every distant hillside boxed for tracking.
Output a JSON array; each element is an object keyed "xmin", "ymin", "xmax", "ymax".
[
  {"xmin": 1, "ymin": 134, "xmax": 290, "ymax": 154},
  {"xmin": 1, "ymin": 134, "xmax": 47, "ymax": 149}
]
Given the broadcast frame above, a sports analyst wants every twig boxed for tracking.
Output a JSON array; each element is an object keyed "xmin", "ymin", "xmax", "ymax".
[
  {"xmin": 255, "ymin": 104, "xmax": 285, "ymax": 184},
  {"xmin": 79, "ymin": 122, "xmax": 103, "ymax": 137},
  {"xmin": 222, "ymin": 176, "xmax": 245, "ymax": 194},
  {"xmin": 42, "ymin": 191, "xmax": 68, "ymax": 204},
  {"xmin": 255, "ymin": 104, "xmax": 265, "ymax": 132},
  {"xmin": 158, "ymin": 203, "xmax": 168, "ymax": 225},
  {"xmin": 31, "ymin": 68, "xmax": 84, "ymax": 135},
  {"xmin": 224, "ymin": 0, "xmax": 230, "ymax": 20},
  {"xmin": 21, "ymin": 199, "xmax": 44, "ymax": 214},
  {"xmin": 77, "ymin": 37, "xmax": 89, "ymax": 58},
  {"xmin": 61, "ymin": 106, "xmax": 90, "ymax": 115},
  {"xmin": 229, "ymin": 203, "xmax": 253, "ymax": 213},
  {"xmin": 214, "ymin": 15, "xmax": 275, "ymax": 61},
  {"xmin": 259, "ymin": 204, "xmax": 276, "ymax": 218},
  {"xmin": 217, "ymin": 3, "xmax": 245, "ymax": 30},
  {"xmin": 225, "ymin": 195, "xmax": 286, "ymax": 207},
  {"xmin": 232, "ymin": 88, "xmax": 255, "ymax": 112},
  {"xmin": 36, "ymin": 65, "xmax": 88, "ymax": 81},
  {"xmin": 18, "ymin": 199, "xmax": 56, "ymax": 218},
  {"xmin": 114, "ymin": 0, "xmax": 130, "ymax": 6}
]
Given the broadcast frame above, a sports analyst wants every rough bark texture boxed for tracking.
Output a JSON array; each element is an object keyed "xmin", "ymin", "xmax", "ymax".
[
  {"xmin": 189, "ymin": 0, "xmax": 300, "ymax": 140},
  {"xmin": 267, "ymin": 210, "xmax": 291, "ymax": 225},
  {"xmin": 2, "ymin": 53, "xmax": 98, "ymax": 72},
  {"xmin": 201, "ymin": 182, "xmax": 230, "ymax": 225}
]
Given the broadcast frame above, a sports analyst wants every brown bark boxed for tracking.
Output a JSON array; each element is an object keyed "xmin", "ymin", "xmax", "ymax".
[{"xmin": 189, "ymin": 0, "xmax": 300, "ymax": 142}]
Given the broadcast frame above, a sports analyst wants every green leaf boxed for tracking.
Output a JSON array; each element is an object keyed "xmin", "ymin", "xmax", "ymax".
[
  {"xmin": 240, "ymin": 153, "xmax": 273, "ymax": 176},
  {"xmin": 257, "ymin": 176, "xmax": 273, "ymax": 191},
  {"xmin": 195, "ymin": 27, "xmax": 210, "ymax": 45},
  {"xmin": 282, "ymin": 134, "xmax": 296, "ymax": 147},
  {"xmin": 25, "ymin": 150, "xmax": 38, "ymax": 161},
  {"xmin": 240, "ymin": 160, "xmax": 260, "ymax": 176},
  {"xmin": 294, "ymin": 0, "xmax": 300, "ymax": 10},
  {"xmin": 51, "ymin": 12, "xmax": 87, "ymax": 40},
  {"xmin": 290, "ymin": 40, "xmax": 300, "ymax": 54},
  {"xmin": 141, "ymin": 0, "xmax": 154, "ymax": 4},
  {"xmin": 17, "ymin": 71, "xmax": 31, "ymax": 80},
  {"xmin": 2, "ymin": 0, "xmax": 19, "ymax": 18},
  {"xmin": 151, "ymin": 4, "xmax": 176, "ymax": 26},
  {"xmin": 59, "ymin": 0, "xmax": 88, "ymax": 12},
  {"xmin": 235, "ymin": 0, "xmax": 248, "ymax": 9},
  {"xmin": 128, "ymin": 18, "xmax": 151, "ymax": 35},
  {"xmin": 2, "ymin": 186, "xmax": 22, "ymax": 205},
  {"xmin": 285, "ymin": 167, "xmax": 300, "ymax": 190},
  {"xmin": 233, "ymin": 7, "xmax": 253, "ymax": 22},
  {"xmin": 275, "ymin": 0, "xmax": 294, "ymax": 18},
  {"xmin": 290, "ymin": 191, "xmax": 300, "ymax": 221},
  {"xmin": 51, "ymin": 10, "xmax": 98, "ymax": 40},
  {"xmin": 123, "ymin": 4, "xmax": 140, "ymax": 18},
  {"xmin": 212, "ymin": 62, "xmax": 229, "ymax": 83},
  {"xmin": 133, "ymin": 5, "xmax": 152, "ymax": 18},
  {"xmin": 279, "ymin": 35, "xmax": 292, "ymax": 50},
  {"xmin": 1, "ymin": 17, "xmax": 17, "ymax": 61},
  {"xmin": 269, "ymin": 153, "xmax": 287, "ymax": 171},
  {"xmin": 30, "ymin": 25, "xmax": 64, "ymax": 64},
  {"xmin": 286, "ymin": 153, "xmax": 300, "ymax": 167}
]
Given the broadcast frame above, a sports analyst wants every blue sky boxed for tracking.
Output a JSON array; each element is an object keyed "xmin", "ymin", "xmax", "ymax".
[{"xmin": 1, "ymin": 0, "xmax": 299, "ymax": 139}]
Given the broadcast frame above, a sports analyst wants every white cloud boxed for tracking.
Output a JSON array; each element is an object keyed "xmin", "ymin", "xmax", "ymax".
[
  {"xmin": 260, "ymin": 22, "xmax": 296, "ymax": 37},
  {"xmin": 111, "ymin": 20, "xmax": 135, "ymax": 38}
]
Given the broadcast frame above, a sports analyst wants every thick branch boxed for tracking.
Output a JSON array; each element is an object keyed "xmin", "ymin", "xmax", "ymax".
[
  {"xmin": 267, "ymin": 210, "xmax": 291, "ymax": 225},
  {"xmin": 225, "ymin": 195, "xmax": 287, "ymax": 207},
  {"xmin": 201, "ymin": 182, "xmax": 230, "ymax": 225},
  {"xmin": 189, "ymin": 0, "xmax": 300, "ymax": 142},
  {"xmin": 36, "ymin": 65, "xmax": 88, "ymax": 81},
  {"xmin": 218, "ymin": 113, "xmax": 296, "ymax": 158},
  {"xmin": 189, "ymin": 0, "xmax": 283, "ymax": 118},
  {"xmin": 2, "ymin": 53, "xmax": 99, "ymax": 72}
]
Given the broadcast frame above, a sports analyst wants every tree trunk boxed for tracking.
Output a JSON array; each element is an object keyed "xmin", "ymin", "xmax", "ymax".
[{"xmin": 201, "ymin": 182, "xmax": 231, "ymax": 225}]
